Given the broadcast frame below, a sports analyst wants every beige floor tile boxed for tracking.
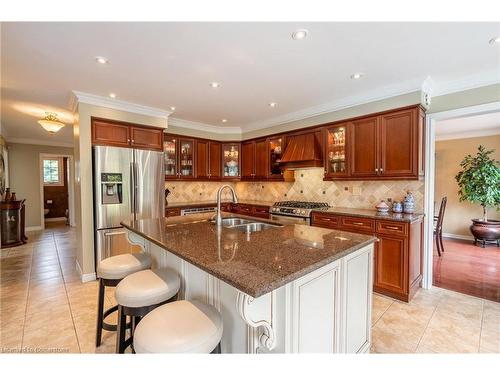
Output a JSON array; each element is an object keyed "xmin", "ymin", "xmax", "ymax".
[
  {"xmin": 371, "ymin": 324, "xmax": 419, "ymax": 353},
  {"xmin": 371, "ymin": 293, "xmax": 393, "ymax": 326}
]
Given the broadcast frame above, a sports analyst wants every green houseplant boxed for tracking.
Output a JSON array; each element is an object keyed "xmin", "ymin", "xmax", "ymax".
[{"xmin": 455, "ymin": 145, "xmax": 500, "ymax": 247}]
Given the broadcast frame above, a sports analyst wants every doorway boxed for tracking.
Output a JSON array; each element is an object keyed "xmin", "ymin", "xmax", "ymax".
[
  {"xmin": 39, "ymin": 153, "xmax": 75, "ymax": 229},
  {"xmin": 423, "ymin": 103, "xmax": 500, "ymax": 303}
]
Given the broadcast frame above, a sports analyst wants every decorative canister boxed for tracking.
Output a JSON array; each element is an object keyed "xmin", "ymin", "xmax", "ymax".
[
  {"xmin": 403, "ymin": 191, "xmax": 415, "ymax": 214},
  {"xmin": 392, "ymin": 201, "xmax": 403, "ymax": 213},
  {"xmin": 375, "ymin": 200, "xmax": 390, "ymax": 213}
]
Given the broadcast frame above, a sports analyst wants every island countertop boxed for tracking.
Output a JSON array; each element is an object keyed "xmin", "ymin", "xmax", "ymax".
[{"xmin": 121, "ymin": 213, "xmax": 376, "ymax": 298}]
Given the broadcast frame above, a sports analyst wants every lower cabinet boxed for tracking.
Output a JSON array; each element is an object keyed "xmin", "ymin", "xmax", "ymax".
[
  {"xmin": 165, "ymin": 203, "xmax": 270, "ymax": 219},
  {"xmin": 311, "ymin": 211, "xmax": 422, "ymax": 302}
]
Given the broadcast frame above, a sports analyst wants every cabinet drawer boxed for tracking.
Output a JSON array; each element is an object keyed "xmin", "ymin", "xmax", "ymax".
[
  {"xmin": 376, "ymin": 220, "xmax": 407, "ymax": 236},
  {"xmin": 237, "ymin": 204, "xmax": 253, "ymax": 215},
  {"xmin": 165, "ymin": 207, "xmax": 181, "ymax": 217},
  {"xmin": 339, "ymin": 216, "xmax": 375, "ymax": 233},
  {"xmin": 311, "ymin": 212, "xmax": 339, "ymax": 229},
  {"xmin": 253, "ymin": 206, "xmax": 270, "ymax": 218}
]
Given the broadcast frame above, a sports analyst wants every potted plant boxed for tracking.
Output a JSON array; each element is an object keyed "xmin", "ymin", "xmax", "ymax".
[{"xmin": 455, "ymin": 145, "xmax": 500, "ymax": 247}]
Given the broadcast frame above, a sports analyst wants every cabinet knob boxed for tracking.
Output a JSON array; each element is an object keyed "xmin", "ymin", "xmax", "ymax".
[
  {"xmin": 127, "ymin": 139, "xmax": 130, "ymax": 142},
  {"xmin": 380, "ymin": 168, "xmax": 384, "ymax": 172},
  {"xmin": 375, "ymin": 168, "xmax": 379, "ymax": 172},
  {"xmin": 131, "ymin": 139, "xmax": 135, "ymax": 143}
]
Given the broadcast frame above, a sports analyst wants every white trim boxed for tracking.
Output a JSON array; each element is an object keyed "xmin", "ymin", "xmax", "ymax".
[
  {"xmin": 423, "ymin": 100, "xmax": 500, "ymax": 290},
  {"xmin": 442, "ymin": 233, "xmax": 474, "ymax": 241},
  {"xmin": 432, "ymin": 70, "xmax": 500, "ymax": 97},
  {"xmin": 44, "ymin": 217, "xmax": 67, "ymax": 222},
  {"xmin": 70, "ymin": 91, "xmax": 172, "ymax": 121},
  {"xmin": 435, "ymin": 128, "xmax": 500, "ymax": 141},
  {"xmin": 25, "ymin": 226, "xmax": 43, "ymax": 232},
  {"xmin": 75, "ymin": 259, "xmax": 97, "ymax": 282},
  {"xmin": 168, "ymin": 117, "xmax": 242, "ymax": 135},
  {"xmin": 5, "ymin": 137, "xmax": 73, "ymax": 148}
]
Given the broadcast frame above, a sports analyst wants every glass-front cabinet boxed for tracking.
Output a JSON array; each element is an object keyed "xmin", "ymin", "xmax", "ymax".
[
  {"xmin": 222, "ymin": 143, "xmax": 240, "ymax": 179},
  {"xmin": 324, "ymin": 123, "xmax": 349, "ymax": 179},
  {"xmin": 164, "ymin": 136, "xmax": 195, "ymax": 180},
  {"xmin": 268, "ymin": 137, "xmax": 284, "ymax": 179}
]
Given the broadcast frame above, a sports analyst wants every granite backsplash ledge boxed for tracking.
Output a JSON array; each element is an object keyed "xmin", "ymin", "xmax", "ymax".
[{"xmin": 165, "ymin": 168, "xmax": 424, "ymax": 211}]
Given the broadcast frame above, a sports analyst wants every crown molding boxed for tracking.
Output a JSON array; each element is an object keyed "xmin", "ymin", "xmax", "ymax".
[
  {"xmin": 5, "ymin": 137, "xmax": 74, "ymax": 148},
  {"xmin": 69, "ymin": 91, "xmax": 173, "ymax": 119},
  {"xmin": 168, "ymin": 117, "xmax": 242, "ymax": 135},
  {"xmin": 435, "ymin": 127, "xmax": 500, "ymax": 141}
]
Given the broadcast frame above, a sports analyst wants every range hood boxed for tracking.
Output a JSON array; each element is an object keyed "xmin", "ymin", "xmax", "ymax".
[{"xmin": 279, "ymin": 132, "xmax": 323, "ymax": 170}]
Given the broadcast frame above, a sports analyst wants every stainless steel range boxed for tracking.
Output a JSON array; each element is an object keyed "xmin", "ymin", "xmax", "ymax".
[{"xmin": 270, "ymin": 201, "xmax": 329, "ymax": 225}]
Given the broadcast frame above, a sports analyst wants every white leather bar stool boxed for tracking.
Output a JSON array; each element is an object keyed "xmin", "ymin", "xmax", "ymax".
[
  {"xmin": 95, "ymin": 252, "xmax": 152, "ymax": 347},
  {"xmin": 133, "ymin": 300, "xmax": 223, "ymax": 354},
  {"xmin": 115, "ymin": 269, "xmax": 180, "ymax": 353}
]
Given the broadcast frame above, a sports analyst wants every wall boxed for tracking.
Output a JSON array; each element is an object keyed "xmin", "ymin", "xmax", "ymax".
[
  {"xmin": 7, "ymin": 143, "xmax": 73, "ymax": 228},
  {"xmin": 428, "ymin": 83, "xmax": 500, "ymax": 114},
  {"xmin": 435, "ymin": 134, "xmax": 500, "ymax": 237},
  {"xmin": 43, "ymin": 156, "xmax": 68, "ymax": 219},
  {"xmin": 166, "ymin": 169, "xmax": 425, "ymax": 211}
]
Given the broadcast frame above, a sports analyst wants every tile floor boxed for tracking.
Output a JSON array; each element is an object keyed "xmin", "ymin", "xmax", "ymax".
[{"xmin": 1, "ymin": 223, "xmax": 499, "ymax": 354}]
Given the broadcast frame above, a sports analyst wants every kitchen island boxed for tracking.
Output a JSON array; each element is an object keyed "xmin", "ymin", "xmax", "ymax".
[{"xmin": 121, "ymin": 213, "xmax": 376, "ymax": 353}]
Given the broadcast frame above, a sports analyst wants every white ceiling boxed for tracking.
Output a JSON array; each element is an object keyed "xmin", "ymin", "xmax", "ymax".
[
  {"xmin": 1, "ymin": 22, "xmax": 500, "ymax": 146},
  {"xmin": 436, "ymin": 111, "xmax": 500, "ymax": 140}
]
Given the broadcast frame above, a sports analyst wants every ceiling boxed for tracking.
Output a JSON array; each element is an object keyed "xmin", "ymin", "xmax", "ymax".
[
  {"xmin": 436, "ymin": 111, "xmax": 500, "ymax": 140},
  {"xmin": 1, "ymin": 22, "xmax": 500, "ymax": 146}
]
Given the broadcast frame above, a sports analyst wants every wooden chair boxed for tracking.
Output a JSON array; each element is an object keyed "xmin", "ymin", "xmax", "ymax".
[{"xmin": 434, "ymin": 197, "xmax": 447, "ymax": 256}]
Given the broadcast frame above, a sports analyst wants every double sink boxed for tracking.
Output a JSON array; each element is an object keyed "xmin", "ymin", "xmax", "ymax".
[{"xmin": 215, "ymin": 217, "xmax": 282, "ymax": 233}]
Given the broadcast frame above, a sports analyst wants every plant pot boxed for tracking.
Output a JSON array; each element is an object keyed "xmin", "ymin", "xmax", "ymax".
[{"xmin": 470, "ymin": 219, "xmax": 500, "ymax": 247}]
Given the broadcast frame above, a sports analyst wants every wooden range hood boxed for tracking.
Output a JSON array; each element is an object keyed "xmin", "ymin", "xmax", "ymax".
[{"xmin": 279, "ymin": 132, "xmax": 323, "ymax": 170}]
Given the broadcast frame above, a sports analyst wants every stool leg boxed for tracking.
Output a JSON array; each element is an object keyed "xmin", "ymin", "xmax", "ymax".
[
  {"xmin": 95, "ymin": 278, "xmax": 105, "ymax": 347},
  {"xmin": 116, "ymin": 305, "xmax": 127, "ymax": 354}
]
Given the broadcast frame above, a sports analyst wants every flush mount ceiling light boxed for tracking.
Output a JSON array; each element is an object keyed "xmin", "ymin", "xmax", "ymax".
[
  {"xmin": 221, "ymin": 119, "xmax": 228, "ymax": 123},
  {"xmin": 210, "ymin": 82, "xmax": 220, "ymax": 88},
  {"xmin": 38, "ymin": 112, "xmax": 65, "ymax": 134},
  {"xmin": 292, "ymin": 29, "xmax": 308, "ymax": 40},
  {"xmin": 95, "ymin": 56, "xmax": 109, "ymax": 64},
  {"xmin": 350, "ymin": 72, "xmax": 364, "ymax": 80},
  {"xmin": 269, "ymin": 102, "xmax": 278, "ymax": 108},
  {"xmin": 109, "ymin": 93, "xmax": 116, "ymax": 98},
  {"xmin": 489, "ymin": 36, "xmax": 500, "ymax": 44}
]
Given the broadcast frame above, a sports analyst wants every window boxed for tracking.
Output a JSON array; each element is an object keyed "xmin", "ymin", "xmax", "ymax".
[{"xmin": 43, "ymin": 157, "xmax": 63, "ymax": 186}]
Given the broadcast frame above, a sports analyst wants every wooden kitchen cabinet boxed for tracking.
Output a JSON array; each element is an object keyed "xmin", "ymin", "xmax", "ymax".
[
  {"xmin": 241, "ymin": 139, "xmax": 268, "ymax": 180},
  {"xmin": 222, "ymin": 143, "xmax": 240, "ymax": 180},
  {"xmin": 350, "ymin": 116, "xmax": 379, "ymax": 178},
  {"xmin": 324, "ymin": 123, "xmax": 349, "ymax": 179},
  {"xmin": 268, "ymin": 137, "xmax": 284, "ymax": 179},
  {"xmin": 165, "ymin": 207, "xmax": 181, "ymax": 217},
  {"xmin": 311, "ymin": 211, "xmax": 423, "ymax": 302},
  {"xmin": 196, "ymin": 140, "xmax": 221, "ymax": 180},
  {"xmin": 232, "ymin": 203, "xmax": 270, "ymax": 219},
  {"xmin": 91, "ymin": 118, "xmax": 163, "ymax": 150},
  {"xmin": 164, "ymin": 135, "xmax": 195, "ymax": 180}
]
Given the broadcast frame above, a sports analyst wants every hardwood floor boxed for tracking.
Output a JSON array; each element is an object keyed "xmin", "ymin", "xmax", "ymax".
[{"xmin": 433, "ymin": 237, "xmax": 500, "ymax": 303}]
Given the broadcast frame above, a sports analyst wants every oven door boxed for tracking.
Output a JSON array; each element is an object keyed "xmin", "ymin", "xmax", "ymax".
[{"xmin": 269, "ymin": 213, "xmax": 310, "ymax": 225}]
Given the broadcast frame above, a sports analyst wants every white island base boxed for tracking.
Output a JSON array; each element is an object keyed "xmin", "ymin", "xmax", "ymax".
[{"xmin": 127, "ymin": 231, "xmax": 374, "ymax": 354}]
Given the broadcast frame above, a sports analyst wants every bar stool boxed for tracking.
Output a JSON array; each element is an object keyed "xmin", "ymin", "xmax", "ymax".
[
  {"xmin": 95, "ymin": 252, "xmax": 152, "ymax": 347},
  {"xmin": 115, "ymin": 268, "xmax": 181, "ymax": 353},
  {"xmin": 133, "ymin": 300, "xmax": 223, "ymax": 353}
]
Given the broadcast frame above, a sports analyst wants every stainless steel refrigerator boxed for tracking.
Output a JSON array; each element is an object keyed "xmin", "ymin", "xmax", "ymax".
[{"xmin": 93, "ymin": 145, "xmax": 164, "ymax": 264}]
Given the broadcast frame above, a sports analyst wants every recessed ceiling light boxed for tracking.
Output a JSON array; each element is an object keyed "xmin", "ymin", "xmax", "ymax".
[
  {"xmin": 489, "ymin": 36, "xmax": 500, "ymax": 44},
  {"xmin": 210, "ymin": 82, "xmax": 220, "ymax": 88},
  {"xmin": 292, "ymin": 29, "xmax": 308, "ymax": 40},
  {"xmin": 221, "ymin": 119, "xmax": 228, "ymax": 123},
  {"xmin": 170, "ymin": 106, "xmax": 176, "ymax": 111},
  {"xmin": 109, "ymin": 93, "xmax": 116, "ymax": 98},
  {"xmin": 269, "ymin": 102, "xmax": 278, "ymax": 108},
  {"xmin": 350, "ymin": 73, "xmax": 364, "ymax": 80},
  {"xmin": 95, "ymin": 56, "xmax": 108, "ymax": 64}
]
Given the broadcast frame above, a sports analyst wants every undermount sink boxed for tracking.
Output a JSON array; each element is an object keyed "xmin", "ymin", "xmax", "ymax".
[
  {"xmin": 232, "ymin": 222, "xmax": 282, "ymax": 233},
  {"xmin": 218, "ymin": 217, "xmax": 254, "ymax": 227}
]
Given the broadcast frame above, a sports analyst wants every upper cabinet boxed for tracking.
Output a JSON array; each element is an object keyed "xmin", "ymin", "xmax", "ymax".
[
  {"xmin": 241, "ymin": 139, "xmax": 270, "ymax": 180},
  {"xmin": 222, "ymin": 143, "xmax": 241, "ymax": 180},
  {"xmin": 350, "ymin": 116, "xmax": 379, "ymax": 178},
  {"xmin": 164, "ymin": 136, "xmax": 195, "ymax": 180},
  {"xmin": 324, "ymin": 123, "xmax": 349, "ymax": 179},
  {"xmin": 195, "ymin": 140, "xmax": 222, "ymax": 180},
  {"xmin": 268, "ymin": 137, "xmax": 284, "ymax": 179},
  {"xmin": 91, "ymin": 118, "xmax": 163, "ymax": 151}
]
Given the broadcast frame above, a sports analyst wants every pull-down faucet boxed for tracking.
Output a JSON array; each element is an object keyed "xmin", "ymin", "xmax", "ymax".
[{"xmin": 216, "ymin": 185, "xmax": 238, "ymax": 226}]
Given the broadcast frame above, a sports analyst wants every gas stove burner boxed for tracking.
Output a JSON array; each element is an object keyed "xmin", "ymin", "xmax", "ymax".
[
  {"xmin": 270, "ymin": 201, "xmax": 330, "ymax": 221},
  {"xmin": 273, "ymin": 201, "xmax": 329, "ymax": 209}
]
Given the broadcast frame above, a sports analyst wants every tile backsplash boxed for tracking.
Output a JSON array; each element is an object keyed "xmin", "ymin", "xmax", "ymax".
[{"xmin": 165, "ymin": 168, "xmax": 424, "ymax": 211}]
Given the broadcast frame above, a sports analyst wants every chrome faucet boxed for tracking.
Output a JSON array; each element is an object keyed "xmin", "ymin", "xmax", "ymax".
[{"xmin": 216, "ymin": 185, "xmax": 238, "ymax": 226}]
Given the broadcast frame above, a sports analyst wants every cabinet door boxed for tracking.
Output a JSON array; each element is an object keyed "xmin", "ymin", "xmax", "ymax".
[
  {"xmin": 268, "ymin": 137, "xmax": 284, "ymax": 179},
  {"xmin": 324, "ymin": 123, "xmax": 349, "ymax": 178},
  {"xmin": 379, "ymin": 109, "xmax": 417, "ymax": 177},
  {"xmin": 241, "ymin": 141, "xmax": 255, "ymax": 179},
  {"xmin": 222, "ymin": 143, "xmax": 240, "ymax": 179},
  {"xmin": 209, "ymin": 142, "xmax": 222, "ymax": 179},
  {"xmin": 254, "ymin": 139, "xmax": 268, "ymax": 179},
  {"xmin": 195, "ymin": 140, "xmax": 209, "ymax": 179},
  {"xmin": 92, "ymin": 120, "xmax": 130, "ymax": 147},
  {"xmin": 163, "ymin": 136, "xmax": 178, "ymax": 179},
  {"xmin": 178, "ymin": 138, "xmax": 195, "ymax": 179},
  {"xmin": 350, "ymin": 117, "xmax": 379, "ymax": 177},
  {"xmin": 374, "ymin": 234, "xmax": 407, "ymax": 296},
  {"xmin": 130, "ymin": 126, "xmax": 163, "ymax": 151}
]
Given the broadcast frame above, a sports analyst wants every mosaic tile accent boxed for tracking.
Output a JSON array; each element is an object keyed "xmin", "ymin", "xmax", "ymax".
[{"xmin": 165, "ymin": 168, "xmax": 424, "ymax": 211}]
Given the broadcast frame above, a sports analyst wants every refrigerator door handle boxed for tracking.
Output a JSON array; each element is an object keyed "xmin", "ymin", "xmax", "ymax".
[
  {"xmin": 134, "ymin": 162, "xmax": 139, "ymax": 214},
  {"xmin": 130, "ymin": 162, "xmax": 135, "ymax": 215}
]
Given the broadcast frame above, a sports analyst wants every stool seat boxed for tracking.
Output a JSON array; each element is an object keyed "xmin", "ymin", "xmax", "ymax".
[
  {"xmin": 134, "ymin": 300, "xmax": 223, "ymax": 353},
  {"xmin": 115, "ymin": 269, "xmax": 180, "ymax": 308},
  {"xmin": 97, "ymin": 253, "xmax": 152, "ymax": 280}
]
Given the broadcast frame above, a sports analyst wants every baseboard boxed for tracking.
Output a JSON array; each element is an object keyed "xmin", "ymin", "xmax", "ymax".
[
  {"xmin": 44, "ymin": 217, "xmax": 67, "ymax": 222},
  {"xmin": 25, "ymin": 226, "xmax": 43, "ymax": 232},
  {"xmin": 75, "ymin": 259, "xmax": 97, "ymax": 283},
  {"xmin": 442, "ymin": 232, "xmax": 474, "ymax": 241}
]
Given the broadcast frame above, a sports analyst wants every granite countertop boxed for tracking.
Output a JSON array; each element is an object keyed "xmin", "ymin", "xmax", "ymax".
[
  {"xmin": 165, "ymin": 199, "xmax": 275, "ymax": 208},
  {"xmin": 313, "ymin": 207, "xmax": 424, "ymax": 223},
  {"xmin": 121, "ymin": 213, "xmax": 376, "ymax": 298}
]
